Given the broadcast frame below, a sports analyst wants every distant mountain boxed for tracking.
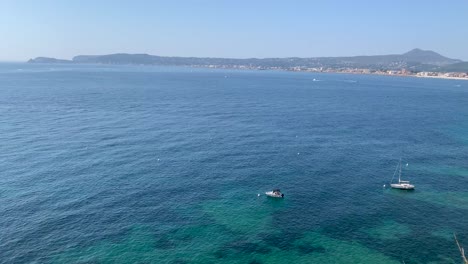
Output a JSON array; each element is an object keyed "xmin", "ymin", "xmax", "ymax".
[
  {"xmin": 28, "ymin": 49, "xmax": 464, "ymax": 72},
  {"xmin": 401, "ymin": 48, "xmax": 460, "ymax": 65},
  {"xmin": 73, "ymin": 54, "xmax": 155, "ymax": 64},
  {"xmin": 322, "ymin": 49, "xmax": 460, "ymax": 68},
  {"xmin": 27, "ymin": 57, "xmax": 72, "ymax": 63}
]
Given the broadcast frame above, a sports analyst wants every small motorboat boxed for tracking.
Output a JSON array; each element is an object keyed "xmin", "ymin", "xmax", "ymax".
[{"xmin": 265, "ymin": 189, "xmax": 284, "ymax": 198}]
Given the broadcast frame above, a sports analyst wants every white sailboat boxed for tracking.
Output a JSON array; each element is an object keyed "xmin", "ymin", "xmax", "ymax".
[
  {"xmin": 390, "ymin": 159, "xmax": 415, "ymax": 190},
  {"xmin": 265, "ymin": 189, "xmax": 284, "ymax": 198}
]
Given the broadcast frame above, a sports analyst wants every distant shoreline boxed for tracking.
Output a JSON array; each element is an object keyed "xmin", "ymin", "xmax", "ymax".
[
  {"xmin": 27, "ymin": 48, "xmax": 468, "ymax": 75},
  {"xmin": 11, "ymin": 60, "xmax": 468, "ymax": 81},
  {"xmin": 277, "ymin": 68, "xmax": 468, "ymax": 81},
  {"xmin": 413, "ymin": 75, "xmax": 468, "ymax": 81},
  {"xmin": 350, "ymin": 72, "xmax": 468, "ymax": 81},
  {"xmin": 328, "ymin": 71, "xmax": 468, "ymax": 81}
]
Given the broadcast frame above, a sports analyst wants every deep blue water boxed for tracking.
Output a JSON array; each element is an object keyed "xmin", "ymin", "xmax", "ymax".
[{"xmin": 1, "ymin": 63, "xmax": 468, "ymax": 263}]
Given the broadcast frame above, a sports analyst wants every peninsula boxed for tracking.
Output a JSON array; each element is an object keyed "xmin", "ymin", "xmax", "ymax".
[{"xmin": 28, "ymin": 49, "xmax": 468, "ymax": 80}]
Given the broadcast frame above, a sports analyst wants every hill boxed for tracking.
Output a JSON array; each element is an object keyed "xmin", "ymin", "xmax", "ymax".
[
  {"xmin": 27, "ymin": 57, "xmax": 72, "ymax": 63},
  {"xmin": 28, "ymin": 49, "xmax": 464, "ymax": 72}
]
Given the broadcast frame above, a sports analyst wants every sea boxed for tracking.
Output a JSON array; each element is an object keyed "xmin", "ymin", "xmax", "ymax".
[{"xmin": 1, "ymin": 63, "xmax": 468, "ymax": 264}]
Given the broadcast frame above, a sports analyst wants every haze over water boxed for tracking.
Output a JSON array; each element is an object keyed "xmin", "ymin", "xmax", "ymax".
[{"xmin": 1, "ymin": 63, "xmax": 468, "ymax": 263}]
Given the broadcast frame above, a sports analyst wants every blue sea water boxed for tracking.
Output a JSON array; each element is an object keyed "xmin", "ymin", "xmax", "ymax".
[{"xmin": 1, "ymin": 63, "xmax": 468, "ymax": 263}]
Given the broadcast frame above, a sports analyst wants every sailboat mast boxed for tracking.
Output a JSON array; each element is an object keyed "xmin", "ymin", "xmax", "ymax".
[{"xmin": 399, "ymin": 158, "xmax": 402, "ymax": 183}]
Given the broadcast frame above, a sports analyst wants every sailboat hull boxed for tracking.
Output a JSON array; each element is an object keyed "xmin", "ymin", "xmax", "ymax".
[{"xmin": 390, "ymin": 183, "xmax": 415, "ymax": 190}]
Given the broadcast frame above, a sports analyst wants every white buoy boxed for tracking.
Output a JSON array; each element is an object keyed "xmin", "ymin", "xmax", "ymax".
[
  {"xmin": 383, "ymin": 184, "xmax": 386, "ymax": 188},
  {"xmin": 257, "ymin": 194, "xmax": 260, "ymax": 197},
  {"xmin": 297, "ymin": 152, "xmax": 300, "ymax": 155}
]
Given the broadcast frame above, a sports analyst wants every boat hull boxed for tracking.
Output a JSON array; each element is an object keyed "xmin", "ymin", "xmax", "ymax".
[
  {"xmin": 265, "ymin": 191, "xmax": 284, "ymax": 198},
  {"xmin": 390, "ymin": 183, "xmax": 415, "ymax": 190}
]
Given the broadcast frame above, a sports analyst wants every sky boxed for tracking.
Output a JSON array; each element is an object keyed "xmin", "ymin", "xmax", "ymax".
[{"xmin": 1, "ymin": 0, "xmax": 467, "ymax": 61}]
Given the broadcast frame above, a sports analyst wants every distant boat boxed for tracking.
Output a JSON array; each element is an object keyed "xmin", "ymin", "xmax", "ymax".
[
  {"xmin": 390, "ymin": 159, "xmax": 415, "ymax": 190},
  {"xmin": 265, "ymin": 189, "xmax": 284, "ymax": 198}
]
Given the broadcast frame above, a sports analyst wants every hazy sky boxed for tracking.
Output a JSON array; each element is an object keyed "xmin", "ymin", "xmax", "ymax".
[{"xmin": 1, "ymin": 0, "xmax": 467, "ymax": 61}]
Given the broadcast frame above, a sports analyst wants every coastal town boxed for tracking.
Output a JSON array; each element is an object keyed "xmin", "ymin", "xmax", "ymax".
[
  {"xmin": 201, "ymin": 64, "xmax": 468, "ymax": 80},
  {"xmin": 293, "ymin": 67, "xmax": 468, "ymax": 80}
]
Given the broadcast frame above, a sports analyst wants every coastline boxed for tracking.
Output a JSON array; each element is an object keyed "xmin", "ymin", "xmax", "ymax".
[
  {"xmin": 328, "ymin": 71, "xmax": 468, "ymax": 81},
  {"xmin": 413, "ymin": 75, "xmax": 468, "ymax": 81},
  {"xmin": 195, "ymin": 64, "xmax": 468, "ymax": 81},
  {"xmin": 13, "ymin": 61, "xmax": 468, "ymax": 81},
  {"xmin": 272, "ymin": 68, "xmax": 468, "ymax": 81}
]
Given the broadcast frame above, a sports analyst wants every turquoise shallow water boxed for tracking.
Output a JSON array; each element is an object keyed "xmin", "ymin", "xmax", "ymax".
[{"xmin": 1, "ymin": 63, "xmax": 468, "ymax": 263}]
